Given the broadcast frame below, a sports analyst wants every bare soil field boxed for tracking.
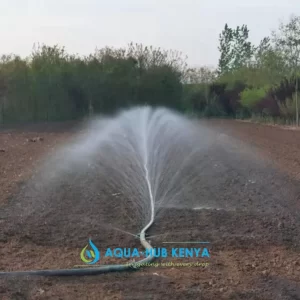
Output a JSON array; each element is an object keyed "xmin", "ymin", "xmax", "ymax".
[{"xmin": 1, "ymin": 119, "xmax": 300, "ymax": 300}]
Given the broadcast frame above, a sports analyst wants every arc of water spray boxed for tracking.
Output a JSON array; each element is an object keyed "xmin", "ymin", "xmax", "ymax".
[
  {"xmin": 156, "ymin": 148, "xmax": 198, "ymax": 211},
  {"xmin": 0, "ymin": 111, "xmax": 156, "ymax": 277}
]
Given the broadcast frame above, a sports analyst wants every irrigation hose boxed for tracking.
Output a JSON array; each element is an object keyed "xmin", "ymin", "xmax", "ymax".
[{"xmin": 0, "ymin": 223, "xmax": 154, "ymax": 277}]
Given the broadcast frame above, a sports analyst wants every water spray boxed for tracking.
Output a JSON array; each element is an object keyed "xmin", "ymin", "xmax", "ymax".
[
  {"xmin": 0, "ymin": 106, "xmax": 209, "ymax": 277},
  {"xmin": 0, "ymin": 157, "xmax": 156, "ymax": 276}
]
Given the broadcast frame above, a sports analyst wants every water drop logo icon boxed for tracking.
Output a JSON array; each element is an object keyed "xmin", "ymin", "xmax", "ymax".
[{"xmin": 80, "ymin": 239, "xmax": 100, "ymax": 264}]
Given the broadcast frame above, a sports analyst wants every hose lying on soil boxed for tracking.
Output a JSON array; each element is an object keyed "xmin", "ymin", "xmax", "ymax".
[{"xmin": 0, "ymin": 222, "xmax": 154, "ymax": 277}]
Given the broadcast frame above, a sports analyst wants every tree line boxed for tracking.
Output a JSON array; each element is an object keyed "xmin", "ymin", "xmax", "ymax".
[
  {"xmin": 0, "ymin": 15, "xmax": 299, "ymax": 124},
  {"xmin": 0, "ymin": 43, "xmax": 187, "ymax": 123},
  {"xmin": 187, "ymin": 15, "xmax": 300, "ymax": 125}
]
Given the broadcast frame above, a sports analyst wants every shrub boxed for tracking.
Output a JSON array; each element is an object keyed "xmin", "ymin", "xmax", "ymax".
[
  {"xmin": 278, "ymin": 93, "xmax": 299, "ymax": 119},
  {"xmin": 240, "ymin": 87, "xmax": 267, "ymax": 110}
]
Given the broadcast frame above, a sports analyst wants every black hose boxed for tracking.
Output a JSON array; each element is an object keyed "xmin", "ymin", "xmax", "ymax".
[{"xmin": 0, "ymin": 226, "xmax": 154, "ymax": 277}]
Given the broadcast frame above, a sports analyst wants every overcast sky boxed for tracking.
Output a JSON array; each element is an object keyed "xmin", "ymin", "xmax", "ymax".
[{"xmin": 0, "ymin": 0, "xmax": 300, "ymax": 67}]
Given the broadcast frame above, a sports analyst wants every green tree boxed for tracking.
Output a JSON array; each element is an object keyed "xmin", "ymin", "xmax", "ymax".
[
  {"xmin": 272, "ymin": 15, "xmax": 300, "ymax": 125},
  {"xmin": 218, "ymin": 24, "xmax": 255, "ymax": 75},
  {"xmin": 185, "ymin": 66, "xmax": 217, "ymax": 84}
]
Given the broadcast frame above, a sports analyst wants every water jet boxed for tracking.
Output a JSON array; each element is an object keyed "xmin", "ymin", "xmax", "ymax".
[{"xmin": 0, "ymin": 106, "xmax": 215, "ymax": 277}]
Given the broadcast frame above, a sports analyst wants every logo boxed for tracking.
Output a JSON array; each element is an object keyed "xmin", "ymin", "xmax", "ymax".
[
  {"xmin": 76, "ymin": 239, "xmax": 210, "ymax": 268},
  {"xmin": 80, "ymin": 238, "xmax": 100, "ymax": 264}
]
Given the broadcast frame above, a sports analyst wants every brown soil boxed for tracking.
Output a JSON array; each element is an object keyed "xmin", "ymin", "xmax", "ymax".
[
  {"xmin": 1, "ymin": 119, "xmax": 300, "ymax": 300},
  {"xmin": 0, "ymin": 121, "xmax": 78, "ymax": 206},
  {"xmin": 206, "ymin": 119, "xmax": 300, "ymax": 180}
]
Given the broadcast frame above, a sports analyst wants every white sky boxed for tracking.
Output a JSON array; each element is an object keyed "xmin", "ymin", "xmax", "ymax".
[{"xmin": 0, "ymin": 0, "xmax": 299, "ymax": 67}]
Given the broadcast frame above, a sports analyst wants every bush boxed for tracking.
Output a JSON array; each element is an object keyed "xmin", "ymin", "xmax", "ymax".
[
  {"xmin": 278, "ymin": 93, "xmax": 300, "ymax": 119},
  {"xmin": 202, "ymin": 95, "xmax": 226, "ymax": 117},
  {"xmin": 182, "ymin": 84, "xmax": 208, "ymax": 113},
  {"xmin": 240, "ymin": 87, "xmax": 267, "ymax": 110}
]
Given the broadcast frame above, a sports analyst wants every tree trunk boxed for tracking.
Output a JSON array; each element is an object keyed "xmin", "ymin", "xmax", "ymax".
[
  {"xmin": 296, "ymin": 76, "xmax": 299, "ymax": 126},
  {"xmin": 0, "ymin": 96, "xmax": 3, "ymax": 124},
  {"xmin": 88, "ymin": 98, "xmax": 94, "ymax": 117}
]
